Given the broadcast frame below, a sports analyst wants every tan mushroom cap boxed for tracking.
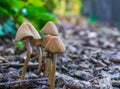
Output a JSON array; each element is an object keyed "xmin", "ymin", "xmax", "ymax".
[
  {"xmin": 15, "ymin": 22, "xmax": 41, "ymax": 42},
  {"xmin": 45, "ymin": 36, "xmax": 65, "ymax": 53},
  {"xmin": 41, "ymin": 21, "xmax": 59, "ymax": 36},
  {"xmin": 40, "ymin": 35, "xmax": 53, "ymax": 48}
]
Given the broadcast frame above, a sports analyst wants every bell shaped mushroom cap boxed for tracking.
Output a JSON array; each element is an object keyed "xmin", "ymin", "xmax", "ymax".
[
  {"xmin": 15, "ymin": 22, "xmax": 41, "ymax": 42},
  {"xmin": 40, "ymin": 35, "xmax": 53, "ymax": 48},
  {"xmin": 45, "ymin": 36, "xmax": 65, "ymax": 53},
  {"xmin": 41, "ymin": 21, "xmax": 59, "ymax": 36}
]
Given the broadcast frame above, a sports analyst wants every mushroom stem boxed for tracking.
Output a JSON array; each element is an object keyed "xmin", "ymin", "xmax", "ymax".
[
  {"xmin": 45, "ymin": 52, "xmax": 51, "ymax": 77},
  {"xmin": 37, "ymin": 46, "xmax": 42, "ymax": 72},
  {"xmin": 45, "ymin": 58, "xmax": 50, "ymax": 76},
  {"xmin": 48, "ymin": 57, "xmax": 52, "ymax": 85},
  {"xmin": 49, "ymin": 54, "xmax": 57, "ymax": 89},
  {"xmin": 21, "ymin": 39, "xmax": 32, "ymax": 80}
]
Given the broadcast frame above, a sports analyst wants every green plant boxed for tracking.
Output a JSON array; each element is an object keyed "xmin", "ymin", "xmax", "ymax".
[
  {"xmin": 54, "ymin": 0, "xmax": 82, "ymax": 16},
  {"xmin": 0, "ymin": 0, "xmax": 57, "ymax": 36},
  {"xmin": 16, "ymin": 41, "xmax": 24, "ymax": 49},
  {"xmin": 87, "ymin": 13, "xmax": 97, "ymax": 25}
]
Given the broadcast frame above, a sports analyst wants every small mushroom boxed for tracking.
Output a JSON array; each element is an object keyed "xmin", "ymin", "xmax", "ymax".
[
  {"xmin": 41, "ymin": 21, "xmax": 59, "ymax": 36},
  {"xmin": 38, "ymin": 35, "xmax": 53, "ymax": 76},
  {"xmin": 39, "ymin": 22, "xmax": 59, "ymax": 76},
  {"xmin": 40, "ymin": 35, "xmax": 53, "ymax": 48},
  {"xmin": 44, "ymin": 36, "xmax": 65, "ymax": 89},
  {"xmin": 35, "ymin": 35, "xmax": 53, "ymax": 74},
  {"xmin": 15, "ymin": 22, "xmax": 42, "ymax": 80}
]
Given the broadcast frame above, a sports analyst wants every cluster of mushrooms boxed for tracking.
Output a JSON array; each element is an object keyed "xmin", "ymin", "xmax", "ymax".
[{"xmin": 15, "ymin": 21, "xmax": 65, "ymax": 89}]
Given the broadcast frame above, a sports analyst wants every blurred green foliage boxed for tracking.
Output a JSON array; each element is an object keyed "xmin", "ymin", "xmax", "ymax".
[
  {"xmin": 87, "ymin": 13, "xmax": 97, "ymax": 25},
  {"xmin": 54, "ymin": 0, "xmax": 82, "ymax": 16},
  {"xmin": 0, "ymin": 0, "xmax": 57, "ymax": 37},
  {"xmin": 16, "ymin": 41, "xmax": 24, "ymax": 49},
  {"xmin": 44, "ymin": 0, "xmax": 56, "ymax": 13}
]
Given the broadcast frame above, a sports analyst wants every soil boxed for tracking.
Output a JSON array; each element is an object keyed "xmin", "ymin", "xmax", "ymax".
[{"xmin": 0, "ymin": 20, "xmax": 120, "ymax": 89}]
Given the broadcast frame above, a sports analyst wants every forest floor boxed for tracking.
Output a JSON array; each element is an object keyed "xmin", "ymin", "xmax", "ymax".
[{"xmin": 0, "ymin": 18, "xmax": 120, "ymax": 89}]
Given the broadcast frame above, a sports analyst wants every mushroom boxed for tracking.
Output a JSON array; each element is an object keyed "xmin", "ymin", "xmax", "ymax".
[
  {"xmin": 44, "ymin": 36, "xmax": 65, "ymax": 89},
  {"xmin": 37, "ymin": 35, "xmax": 53, "ymax": 73},
  {"xmin": 40, "ymin": 35, "xmax": 53, "ymax": 48},
  {"xmin": 39, "ymin": 21, "xmax": 59, "ymax": 76},
  {"xmin": 40, "ymin": 21, "xmax": 59, "ymax": 36},
  {"xmin": 15, "ymin": 22, "xmax": 42, "ymax": 80}
]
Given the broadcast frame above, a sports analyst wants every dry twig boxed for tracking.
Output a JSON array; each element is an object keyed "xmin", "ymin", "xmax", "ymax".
[{"xmin": 0, "ymin": 78, "xmax": 48, "ymax": 86}]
